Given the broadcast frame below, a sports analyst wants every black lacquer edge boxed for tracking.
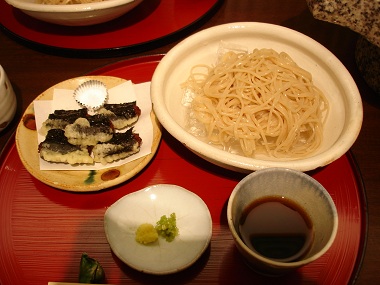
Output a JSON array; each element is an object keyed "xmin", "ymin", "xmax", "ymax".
[
  {"xmin": 0, "ymin": 0, "xmax": 224, "ymax": 59},
  {"xmin": 346, "ymin": 150, "xmax": 368, "ymax": 284}
]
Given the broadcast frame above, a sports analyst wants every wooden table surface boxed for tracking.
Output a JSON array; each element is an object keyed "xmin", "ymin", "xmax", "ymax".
[{"xmin": 1, "ymin": 0, "xmax": 379, "ymax": 284}]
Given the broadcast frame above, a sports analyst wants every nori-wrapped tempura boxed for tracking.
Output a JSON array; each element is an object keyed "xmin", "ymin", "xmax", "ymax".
[
  {"xmin": 40, "ymin": 108, "xmax": 88, "ymax": 136},
  {"xmin": 38, "ymin": 129, "xmax": 94, "ymax": 165},
  {"xmin": 92, "ymin": 128, "xmax": 142, "ymax": 165},
  {"xmin": 98, "ymin": 102, "xmax": 141, "ymax": 129},
  {"xmin": 64, "ymin": 114, "xmax": 113, "ymax": 146}
]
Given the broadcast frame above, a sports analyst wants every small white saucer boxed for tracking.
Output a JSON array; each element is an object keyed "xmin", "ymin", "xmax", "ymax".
[{"xmin": 104, "ymin": 184, "xmax": 212, "ymax": 275}]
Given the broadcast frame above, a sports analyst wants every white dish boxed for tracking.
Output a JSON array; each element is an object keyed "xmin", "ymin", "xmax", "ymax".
[
  {"xmin": 104, "ymin": 184, "xmax": 212, "ymax": 275},
  {"xmin": 5, "ymin": 0, "xmax": 144, "ymax": 26},
  {"xmin": 151, "ymin": 22, "xmax": 363, "ymax": 172}
]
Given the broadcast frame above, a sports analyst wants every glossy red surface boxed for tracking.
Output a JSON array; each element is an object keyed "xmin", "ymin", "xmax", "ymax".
[
  {"xmin": 0, "ymin": 0, "xmax": 222, "ymax": 56},
  {"xmin": 0, "ymin": 56, "xmax": 367, "ymax": 284}
]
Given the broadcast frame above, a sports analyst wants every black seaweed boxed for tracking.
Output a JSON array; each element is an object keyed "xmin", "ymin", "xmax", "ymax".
[
  {"xmin": 72, "ymin": 114, "xmax": 113, "ymax": 135},
  {"xmin": 38, "ymin": 129, "xmax": 82, "ymax": 154},
  {"xmin": 99, "ymin": 128, "xmax": 141, "ymax": 156},
  {"xmin": 48, "ymin": 108, "xmax": 88, "ymax": 123},
  {"xmin": 103, "ymin": 102, "xmax": 141, "ymax": 119}
]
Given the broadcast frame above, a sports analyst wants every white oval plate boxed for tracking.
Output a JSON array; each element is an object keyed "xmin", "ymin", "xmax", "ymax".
[{"xmin": 104, "ymin": 184, "xmax": 212, "ymax": 275}]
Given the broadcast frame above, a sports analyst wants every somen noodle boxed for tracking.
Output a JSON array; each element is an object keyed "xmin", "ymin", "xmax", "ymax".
[{"xmin": 182, "ymin": 48, "xmax": 329, "ymax": 159}]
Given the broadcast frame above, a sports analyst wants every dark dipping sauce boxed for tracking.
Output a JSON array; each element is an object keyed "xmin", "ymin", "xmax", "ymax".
[{"xmin": 239, "ymin": 196, "xmax": 314, "ymax": 262}]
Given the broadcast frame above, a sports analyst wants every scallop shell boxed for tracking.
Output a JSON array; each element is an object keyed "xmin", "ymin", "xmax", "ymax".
[{"xmin": 74, "ymin": 80, "xmax": 108, "ymax": 111}]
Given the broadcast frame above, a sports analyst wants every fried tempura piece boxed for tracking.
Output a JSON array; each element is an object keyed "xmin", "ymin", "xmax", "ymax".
[
  {"xmin": 98, "ymin": 102, "xmax": 141, "ymax": 129},
  {"xmin": 64, "ymin": 114, "xmax": 113, "ymax": 146},
  {"xmin": 38, "ymin": 129, "xmax": 93, "ymax": 165},
  {"xmin": 92, "ymin": 128, "xmax": 142, "ymax": 165},
  {"xmin": 40, "ymin": 108, "xmax": 88, "ymax": 136}
]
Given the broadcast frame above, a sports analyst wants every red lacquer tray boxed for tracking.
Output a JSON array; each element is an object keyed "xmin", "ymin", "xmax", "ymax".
[
  {"xmin": 0, "ymin": 55, "xmax": 367, "ymax": 285},
  {"xmin": 0, "ymin": 0, "xmax": 222, "ymax": 57}
]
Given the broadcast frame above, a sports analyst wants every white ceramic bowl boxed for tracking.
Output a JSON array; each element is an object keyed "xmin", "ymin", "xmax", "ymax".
[
  {"xmin": 0, "ymin": 65, "xmax": 17, "ymax": 132},
  {"xmin": 104, "ymin": 184, "xmax": 212, "ymax": 275},
  {"xmin": 227, "ymin": 168, "xmax": 338, "ymax": 276},
  {"xmin": 151, "ymin": 22, "xmax": 363, "ymax": 172},
  {"xmin": 5, "ymin": 0, "xmax": 144, "ymax": 26}
]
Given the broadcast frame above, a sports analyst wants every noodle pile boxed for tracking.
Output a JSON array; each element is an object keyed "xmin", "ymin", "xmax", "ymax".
[
  {"xmin": 182, "ymin": 48, "xmax": 329, "ymax": 158},
  {"xmin": 38, "ymin": 0, "xmax": 104, "ymax": 4}
]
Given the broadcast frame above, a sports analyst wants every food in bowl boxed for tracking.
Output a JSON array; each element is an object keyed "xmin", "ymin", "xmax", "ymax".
[
  {"xmin": 182, "ymin": 47, "xmax": 328, "ymax": 159},
  {"xmin": 227, "ymin": 168, "xmax": 338, "ymax": 275},
  {"xmin": 5, "ymin": 0, "xmax": 144, "ymax": 26},
  {"xmin": 239, "ymin": 195, "xmax": 314, "ymax": 262},
  {"xmin": 151, "ymin": 22, "xmax": 363, "ymax": 172}
]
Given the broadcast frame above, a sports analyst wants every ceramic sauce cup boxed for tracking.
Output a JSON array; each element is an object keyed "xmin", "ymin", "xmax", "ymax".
[
  {"xmin": 227, "ymin": 167, "xmax": 338, "ymax": 276},
  {"xmin": 0, "ymin": 65, "xmax": 17, "ymax": 132}
]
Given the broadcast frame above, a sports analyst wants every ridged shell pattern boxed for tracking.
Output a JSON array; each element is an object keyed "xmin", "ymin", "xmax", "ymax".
[{"xmin": 74, "ymin": 80, "xmax": 108, "ymax": 111}]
